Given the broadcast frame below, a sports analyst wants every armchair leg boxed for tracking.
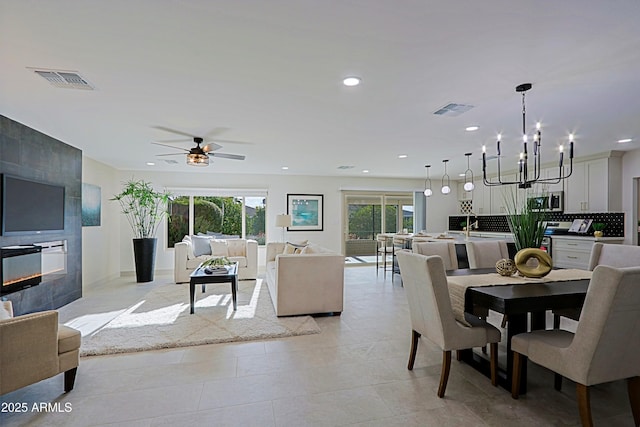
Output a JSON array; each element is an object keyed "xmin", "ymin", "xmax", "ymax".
[
  {"xmin": 554, "ymin": 373, "xmax": 563, "ymax": 391},
  {"xmin": 576, "ymin": 383, "xmax": 594, "ymax": 427},
  {"xmin": 437, "ymin": 350, "xmax": 451, "ymax": 398},
  {"xmin": 628, "ymin": 376, "xmax": 640, "ymax": 427},
  {"xmin": 64, "ymin": 368, "xmax": 78, "ymax": 392},
  {"xmin": 512, "ymin": 351, "xmax": 524, "ymax": 399},
  {"xmin": 407, "ymin": 330, "xmax": 420, "ymax": 370},
  {"xmin": 490, "ymin": 342, "xmax": 498, "ymax": 387}
]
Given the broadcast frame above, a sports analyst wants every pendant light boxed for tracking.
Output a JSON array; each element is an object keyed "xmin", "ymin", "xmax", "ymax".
[
  {"xmin": 423, "ymin": 165, "xmax": 433, "ymax": 197},
  {"xmin": 441, "ymin": 160, "xmax": 451, "ymax": 195},
  {"xmin": 463, "ymin": 152, "xmax": 475, "ymax": 191}
]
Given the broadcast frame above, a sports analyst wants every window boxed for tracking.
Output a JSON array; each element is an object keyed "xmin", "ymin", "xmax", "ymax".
[{"xmin": 167, "ymin": 192, "xmax": 267, "ymax": 247}]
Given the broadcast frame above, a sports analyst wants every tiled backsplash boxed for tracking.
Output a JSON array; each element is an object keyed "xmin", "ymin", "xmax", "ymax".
[{"xmin": 449, "ymin": 212, "xmax": 625, "ymax": 237}]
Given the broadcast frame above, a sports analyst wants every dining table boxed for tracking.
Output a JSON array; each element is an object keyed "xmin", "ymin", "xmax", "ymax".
[{"xmin": 445, "ymin": 267, "xmax": 592, "ymax": 394}]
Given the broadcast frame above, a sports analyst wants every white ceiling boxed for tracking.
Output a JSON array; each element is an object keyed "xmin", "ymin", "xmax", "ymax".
[{"xmin": 2, "ymin": 1, "xmax": 640, "ymax": 180}]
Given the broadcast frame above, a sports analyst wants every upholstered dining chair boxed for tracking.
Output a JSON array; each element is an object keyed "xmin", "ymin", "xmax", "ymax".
[
  {"xmin": 553, "ymin": 243, "xmax": 640, "ymax": 328},
  {"xmin": 511, "ymin": 265, "xmax": 640, "ymax": 427},
  {"xmin": 412, "ymin": 241, "xmax": 459, "ymax": 270},
  {"xmin": 396, "ymin": 251, "xmax": 501, "ymax": 397},
  {"xmin": 465, "ymin": 240, "xmax": 509, "ymax": 269}
]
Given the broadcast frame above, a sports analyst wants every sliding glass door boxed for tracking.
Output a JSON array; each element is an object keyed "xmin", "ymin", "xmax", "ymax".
[{"xmin": 343, "ymin": 192, "xmax": 413, "ymax": 263}]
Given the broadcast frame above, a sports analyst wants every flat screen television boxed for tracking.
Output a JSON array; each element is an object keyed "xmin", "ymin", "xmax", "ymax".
[{"xmin": 1, "ymin": 174, "xmax": 65, "ymax": 235}]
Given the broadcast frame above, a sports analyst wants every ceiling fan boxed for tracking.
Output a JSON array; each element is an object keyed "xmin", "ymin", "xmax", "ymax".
[{"xmin": 152, "ymin": 126, "xmax": 247, "ymax": 167}]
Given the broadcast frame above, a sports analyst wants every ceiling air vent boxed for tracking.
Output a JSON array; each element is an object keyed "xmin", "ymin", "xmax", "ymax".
[
  {"xmin": 31, "ymin": 68, "xmax": 95, "ymax": 90},
  {"xmin": 164, "ymin": 159, "xmax": 179, "ymax": 165},
  {"xmin": 433, "ymin": 103, "xmax": 474, "ymax": 117},
  {"xmin": 337, "ymin": 165, "xmax": 355, "ymax": 170}
]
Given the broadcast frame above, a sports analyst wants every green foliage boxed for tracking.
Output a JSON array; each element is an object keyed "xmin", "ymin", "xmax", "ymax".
[
  {"xmin": 592, "ymin": 222, "xmax": 606, "ymax": 231},
  {"xmin": 111, "ymin": 179, "xmax": 171, "ymax": 239},
  {"xmin": 504, "ymin": 189, "xmax": 546, "ymax": 252}
]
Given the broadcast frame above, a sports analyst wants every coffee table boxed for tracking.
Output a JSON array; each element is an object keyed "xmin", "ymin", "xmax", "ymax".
[{"xmin": 189, "ymin": 263, "xmax": 238, "ymax": 314}]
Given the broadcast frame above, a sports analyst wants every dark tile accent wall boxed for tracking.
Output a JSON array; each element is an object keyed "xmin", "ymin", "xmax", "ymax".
[
  {"xmin": 0, "ymin": 115, "xmax": 82, "ymax": 315},
  {"xmin": 449, "ymin": 212, "xmax": 625, "ymax": 237}
]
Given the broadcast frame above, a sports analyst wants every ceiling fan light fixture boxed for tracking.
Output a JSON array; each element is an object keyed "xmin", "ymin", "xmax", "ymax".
[{"xmin": 186, "ymin": 153, "xmax": 209, "ymax": 166}]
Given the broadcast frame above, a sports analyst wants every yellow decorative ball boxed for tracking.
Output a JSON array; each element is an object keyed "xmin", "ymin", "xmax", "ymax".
[{"xmin": 495, "ymin": 259, "xmax": 517, "ymax": 276}]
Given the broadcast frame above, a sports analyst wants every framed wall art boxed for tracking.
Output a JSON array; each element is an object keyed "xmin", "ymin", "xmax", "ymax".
[
  {"xmin": 82, "ymin": 183, "xmax": 102, "ymax": 227},
  {"xmin": 287, "ymin": 194, "xmax": 323, "ymax": 231}
]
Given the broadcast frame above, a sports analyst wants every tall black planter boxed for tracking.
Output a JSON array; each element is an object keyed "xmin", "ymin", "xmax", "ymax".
[{"xmin": 133, "ymin": 238, "xmax": 157, "ymax": 283}]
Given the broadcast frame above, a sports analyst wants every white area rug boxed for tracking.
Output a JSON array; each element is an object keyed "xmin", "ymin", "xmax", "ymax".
[{"xmin": 79, "ymin": 279, "xmax": 321, "ymax": 356}]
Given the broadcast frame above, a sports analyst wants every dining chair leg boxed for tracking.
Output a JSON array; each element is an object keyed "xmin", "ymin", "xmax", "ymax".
[
  {"xmin": 407, "ymin": 330, "xmax": 421, "ymax": 370},
  {"xmin": 554, "ymin": 373, "xmax": 563, "ymax": 391},
  {"xmin": 512, "ymin": 351, "xmax": 524, "ymax": 399},
  {"xmin": 628, "ymin": 376, "xmax": 640, "ymax": 427},
  {"xmin": 437, "ymin": 350, "xmax": 452, "ymax": 398},
  {"xmin": 490, "ymin": 342, "xmax": 498, "ymax": 387},
  {"xmin": 553, "ymin": 314, "xmax": 561, "ymax": 329},
  {"xmin": 576, "ymin": 383, "xmax": 594, "ymax": 427}
]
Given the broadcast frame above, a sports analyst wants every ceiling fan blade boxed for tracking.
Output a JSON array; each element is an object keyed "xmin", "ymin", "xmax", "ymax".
[
  {"xmin": 152, "ymin": 142, "xmax": 190, "ymax": 152},
  {"xmin": 155, "ymin": 138, "xmax": 192, "ymax": 143},
  {"xmin": 210, "ymin": 153, "xmax": 246, "ymax": 161},
  {"xmin": 202, "ymin": 142, "xmax": 223, "ymax": 153},
  {"xmin": 208, "ymin": 138, "xmax": 254, "ymax": 145},
  {"xmin": 203, "ymin": 127, "xmax": 231, "ymax": 139},
  {"xmin": 155, "ymin": 153, "xmax": 185, "ymax": 157},
  {"xmin": 152, "ymin": 126, "xmax": 195, "ymax": 138}
]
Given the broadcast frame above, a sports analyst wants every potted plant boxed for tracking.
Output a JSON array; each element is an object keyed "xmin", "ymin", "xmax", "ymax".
[
  {"xmin": 503, "ymin": 189, "xmax": 552, "ymax": 278},
  {"xmin": 112, "ymin": 179, "xmax": 171, "ymax": 282},
  {"xmin": 592, "ymin": 222, "xmax": 606, "ymax": 238}
]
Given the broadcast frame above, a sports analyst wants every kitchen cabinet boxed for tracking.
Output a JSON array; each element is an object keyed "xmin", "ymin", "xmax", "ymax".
[
  {"xmin": 552, "ymin": 236, "xmax": 623, "ymax": 269},
  {"xmin": 563, "ymin": 153, "xmax": 623, "ymax": 213},
  {"xmin": 457, "ymin": 180, "xmax": 490, "ymax": 214}
]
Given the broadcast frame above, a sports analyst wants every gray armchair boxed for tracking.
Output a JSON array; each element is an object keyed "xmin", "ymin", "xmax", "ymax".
[
  {"xmin": 396, "ymin": 251, "xmax": 501, "ymax": 397},
  {"xmin": 0, "ymin": 301, "xmax": 81, "ymax": 396},
  {"xmin": 511, "ymin": 265, "xmax": 640, "ymax": 426}
]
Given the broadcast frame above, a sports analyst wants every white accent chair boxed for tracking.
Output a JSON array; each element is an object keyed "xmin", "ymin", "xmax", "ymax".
[
  {"xmin": 396, "ymin": 251, "xmax": 501, "ymax": 397},
  {"xmin": 511, "ymin": 265, "xmax": 640, "ymax": 427},
  {"xmin": 553, "ymin": 243, "xmax": 640, "ymax": 327},
  {"xmin": 412, "ymin": 241, "xmax": 458, "ymax": 270},
  {"xmin": 465, "ymin": 240, "xmax": 509, "ymax": 269}
]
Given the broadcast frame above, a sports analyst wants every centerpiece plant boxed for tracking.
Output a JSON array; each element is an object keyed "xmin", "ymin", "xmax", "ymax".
[{"xmin": 503, "ymin": 188, "xmax": 547, "ymax": 252}]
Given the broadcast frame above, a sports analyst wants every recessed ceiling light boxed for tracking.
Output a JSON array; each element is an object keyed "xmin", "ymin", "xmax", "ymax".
[
  {"xmin": 465, "ymin": 126, "xmax": 479, "ymax": 132},
  {"xmin": 146, "ymin": 162, "xmax": 155, "ymax": 166},
  {"xmin": 362, "ymin": 169, "xmax": 369, "ymax": 173},
  {"xmin": 281, "ymin": 166, "xmax": 289, "ymax": 170},
  {"xmin": 459, "ymin": 173, "xmax": 466, "ymax": 177},
  {"xmin": 618, "ymin": 138, "xmax": 633, "ymax": 143},
  {"xmin": 398, "ymin": 154, "xmax": 408, "ymax": 159},
  {"xmin": 343, "ymin": 76, "xmax": 361, "ymax": 87}
]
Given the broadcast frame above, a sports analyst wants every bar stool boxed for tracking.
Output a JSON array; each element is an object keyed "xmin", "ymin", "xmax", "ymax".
[{"xmin": 376, "ymin": 234, "xmax": 393, "ymax": 276}]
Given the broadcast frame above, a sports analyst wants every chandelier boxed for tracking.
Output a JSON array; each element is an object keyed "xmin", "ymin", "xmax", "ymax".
[{"xmin": 482, "ymin": 83, "xmax": 574, "ymax": 189}]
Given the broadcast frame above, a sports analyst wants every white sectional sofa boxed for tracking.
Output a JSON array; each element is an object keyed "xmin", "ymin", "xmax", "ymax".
[
  {"xmin": 174, "ymin": 235, "xmax": 258, "ymax": 283},
  {"xmin": 265, "ymin": 242, "xmax": 344, "ymax": 316}
]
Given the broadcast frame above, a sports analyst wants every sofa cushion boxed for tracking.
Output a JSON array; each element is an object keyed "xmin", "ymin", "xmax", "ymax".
[
  {"xmin": 58, "ymin": 324, "xmax": 81, "ymax": 354},
  {"xmin": 227, "ymin": 240, "xmax": 246, "ymax": 257},
  {"xmin": 228, "ymin": 256, "xmax": 247, "ymax": 268},
  {"xmin": 210, "ymin": 239, "xmax": 229, "ymax": 257},
  {"xmin": 191, "ymin": 235, "xmax": 212, "ymax": 257},
  {"xmin": 284, "ymin": 241, "xmax": 307, "ymax": 254}
]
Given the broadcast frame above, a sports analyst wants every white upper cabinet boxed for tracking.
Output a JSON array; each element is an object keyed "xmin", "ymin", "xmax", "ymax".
[{"xmin": 564, "ymin": 155, "xmax": 622, "ymax": 213}]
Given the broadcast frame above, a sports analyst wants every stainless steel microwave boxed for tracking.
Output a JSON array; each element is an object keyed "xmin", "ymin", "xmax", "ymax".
[{"xmin": 527, "ymin": 191, "xmax": 564, "ymax": 212}]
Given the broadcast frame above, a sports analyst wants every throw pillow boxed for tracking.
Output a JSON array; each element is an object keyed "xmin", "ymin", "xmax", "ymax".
[
  {"xmin": 284, "ymin": 241, "xmax": 307, "ymax": 254},
  {"xmin": 210, "ymin": 239, "xmax": 230, "ymax": 257},
  {"xmin": 300, "ymin": 245, "xmax": 315, "ymax": 254},
  {"xmin": 0, "ymin": 303, "xmax": 12, "ymax": 320},
  {"xmin": 191, "ymin": 235, "xmax": 212, "ymax": 257}
]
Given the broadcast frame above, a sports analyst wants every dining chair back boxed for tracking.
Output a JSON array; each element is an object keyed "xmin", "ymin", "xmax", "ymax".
[
  {"xmin": 412, "ymin": 241, "xmax": 458, "ymax": 270},
  {"xmin": 511, "ymin": 265, "xmax": 640, "ymax": 426},
  {"xmin": 465, "ymin": 240, "xmax": 509, "ymax": 269},
  {"xmin": 396, "ymin": 251, "xmax": 500, "ymax": 397}
]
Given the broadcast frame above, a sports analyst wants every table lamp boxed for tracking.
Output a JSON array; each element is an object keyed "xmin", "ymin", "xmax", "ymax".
[{"xmin": 275, "ymin": 214, "xmax": 292, "ymax": 242}]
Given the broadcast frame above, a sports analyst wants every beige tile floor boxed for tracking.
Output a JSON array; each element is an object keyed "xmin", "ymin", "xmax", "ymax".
[{"xmin": 1, "ymin": 266, "xmax": 635, "ymax": 426}]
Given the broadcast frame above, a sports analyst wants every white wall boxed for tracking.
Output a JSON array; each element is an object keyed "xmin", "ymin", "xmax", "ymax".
[
  {"xmin": 81, "ymin": 157, "xmax": 121, "ymax": 286},
  {"xmin": 622, "ymin": 148, "xmax": 640, "ymax": 244},
  {"xmin": 111, "ymin": 169, "xmax": 448, "ymax": 273}
]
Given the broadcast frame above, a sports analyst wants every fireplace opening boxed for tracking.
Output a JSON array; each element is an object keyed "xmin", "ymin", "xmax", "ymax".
[{"xmin": 1, "ymin": 241, "xmax": 67, "ymax": 296}]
